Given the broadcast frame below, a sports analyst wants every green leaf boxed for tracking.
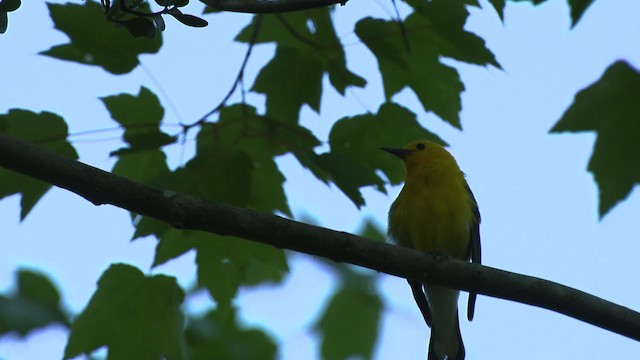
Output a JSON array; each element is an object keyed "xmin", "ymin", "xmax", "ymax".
[
  {"xmin": 42, "ymin": 2, "xmax": 162, "ymax": 74},
  {"xmin": 356, "ymin": 18, "xmax": 462, "ymax": 127},
  {"xmin": 407, "ymin": 0, "xmax": 501, "ymax": 68},
  {"xmin": 186, "ymin": 307, "xmax": 277, "ymax": 360},
  {"xmin": 314, "ymin": 285, "xmax": 382, "ymax": 360},
  {"xmin": 252, "ymin": 46, "xmax": 324, "ymax": 124},
  {"xmin": 203, "ymin": 104, "xmax": 308, "ymax": 214},
  {"xmin": 0, "ymin": 269, "xmax": 68, "ymax": 337},
  {"xmin": 312, "ymin": 152, "xmax": 384, "ymax": 207},
  {"xmin": 153, "ymin": 230, "xmax": 288, "ymax": 306},
  {"xmin": 487, "ymin": 0, "xmax": 505, "ymax": 19},
  {"xmin": 64, "ymin": 264, "xmax": 186, "ymax": 360},
  {"xmin": 550, "ymin": 61, "xmax": 640, "ymax": 217},
  {"xmin": 314, "ymin": 102, "xmax": 443, "ymax": 206},
  {"xmin": 356, "ymin": 0, "xmax": 499, "ymax": 128},
  {"xmin": 152, "ymin": 229, "xmax": 197, "ymax": 267},
  {"xmin": 237, "ymin": 9, "xmax": 365, "ymax": 104},
  {"xmin": 568, "ymin": 0, "xmax": 595, "ymax": 28},
  {"xmin": 356, "ymin": 218, "xmax": 386, "ymax": 242},
  {"xmin": 112, "ymin": 149, "xmax": 170, "ymax": 184},
  {"xmin": 100, "ymin": 86, "xmax": 176, "ymax": 155},
  {"xmin": 330, "ymin": 102, "xmax": 445, "ymax": 185},
  {"xmin": 195, "ymin": 234, "xmax": 288, "ymax": 306},
  {"xmin": 0, "ymin": 109, "xmax": 78, "ymax": 219}
]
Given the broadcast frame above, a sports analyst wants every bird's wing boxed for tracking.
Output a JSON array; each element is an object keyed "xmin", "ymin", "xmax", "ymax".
[
  {"xmin": 465, "ymin": 180, "xmax": 481, "ymax": 321},
  {"xmin": 408, "ymin": 279, "xmax": 432, "ymax": 327}
]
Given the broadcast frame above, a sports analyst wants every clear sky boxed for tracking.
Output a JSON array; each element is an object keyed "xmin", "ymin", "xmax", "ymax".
[{"xmin": 1, "ymin": 0, "xmax": 640, "ymax": 359}]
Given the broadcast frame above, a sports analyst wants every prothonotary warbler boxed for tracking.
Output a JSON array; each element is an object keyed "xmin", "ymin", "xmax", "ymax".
[{"xmin": 382, "ymin": 140, "xmax": 481, "ymax": 360}]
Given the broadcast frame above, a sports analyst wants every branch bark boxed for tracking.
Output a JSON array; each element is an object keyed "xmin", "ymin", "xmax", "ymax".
[
  {"xmin": 202, "ymin": 0, "xmax": 348, "ymax": 13},
  {"xmin": 1, "ymin": 132, "xmax": 640, "ymax": 341}
]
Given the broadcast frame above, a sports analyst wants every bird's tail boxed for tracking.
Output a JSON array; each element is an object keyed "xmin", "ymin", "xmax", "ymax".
[
  {"xmin": 427, "ymin": 313, "xmax": 465, "ymax": 360},
  {"xmin": 425, "ymin": 285, "xmax": 465, "ymax": 360}
]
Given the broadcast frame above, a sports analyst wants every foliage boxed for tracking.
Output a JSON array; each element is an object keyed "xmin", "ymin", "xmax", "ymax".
[{"xmin": 0, "ymin": 0, "xmax": 637, "ymax": 358}]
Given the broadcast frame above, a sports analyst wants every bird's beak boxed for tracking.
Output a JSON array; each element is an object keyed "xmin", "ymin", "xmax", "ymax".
[{"xmin": 380, "ymin": 147, "xmax": 412, "ymax": 159}]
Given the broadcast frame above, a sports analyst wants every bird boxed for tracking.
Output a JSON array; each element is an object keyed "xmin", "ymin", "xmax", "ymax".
[{"xmin": 382, "ymin": 140, "xmax": 481, "ymax": 360}]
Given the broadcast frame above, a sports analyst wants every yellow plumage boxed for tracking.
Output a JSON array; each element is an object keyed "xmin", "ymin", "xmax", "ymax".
[{"xmin": 383, "ymin": 140, "xmax": 481, "ymax": 360}]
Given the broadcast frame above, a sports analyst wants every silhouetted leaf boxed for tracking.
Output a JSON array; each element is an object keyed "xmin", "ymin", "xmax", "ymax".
[
  {"xmin": 0, "ymin": 12, "xmax": 7, "ymax": 34},
  {"xmin": 64, "ymin": 264, "xmax": 186, "ymax": 360},
  {"xmin": 152, "ymin": 14, "xmax": 166, "ymax": 32},
  {"xmin": 122, "ymin": 16, "xmax": 156, "ymax": 39},
  {"xmin": 551, "ymin": 61, "xmax": 640, "ymax": 217},
  {"xmin": 170, "ymin": 11, "xmax": 208, "ymax": 27},
  {"xmin": 0, "ymin": 0, "xmax": 20, "ymax": 12}
]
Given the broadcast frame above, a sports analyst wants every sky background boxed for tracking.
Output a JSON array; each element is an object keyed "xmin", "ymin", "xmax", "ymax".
[{"xmin": 2, "ymin": 0, "xmax": 640, "ymax": 359}]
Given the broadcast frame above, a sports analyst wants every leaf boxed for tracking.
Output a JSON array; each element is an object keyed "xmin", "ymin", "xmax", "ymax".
[
  {"xmin": 195, "ymin": 234, "xmax": 289, "ymax": 306},
  {"xmin": 42, "ymin": 2, "xmax": 162, "ymax": 74},
  {"xmin": 314, "ymin": 285, "xmax": 382, "ymax": 360},
  {"xmin": 356, "ymin": 218, "xmax": 386, "ymax": 242},
  {"xmin": 0, "ymin": 109, "xmax": 78, "ymax": 219},
  {"xmin": 202, "ymin": 104, "xmax": 309, "ymax": 215},
  {"xmin": 356, "ymin": 18, "xmax": 462, "ymax": 127},
  {"xmin": 568, "ymin": 0, "xmax": 595, "ymax": 28},
  {"xmin": 64, "ymin": 264, "xmax": 186, "ymax": 360},
  {"xmin": 153, "ymin": 231, "xmax": 288, "ymax": 307},
  {"xmin": 170, "ymin": 11, "xmax": 208, "ymax": 28},
  {"xmin": 0, "ymin": 11, "xmax": 7, "ymax": 34},
  {"xmin": 0, "ymin": 0, "xmax": 20, "ymax": 12},
  {"xmin": 252, "ymin": 46, "xmax": 324, "ymax": 124},
  {"xmin": 0, "ymin": 269, "xmax": 68, "ymax": 337},
  {"xmin": 152, "ymin": 229, "xmax": 197, "ymax": 267},
  {"xmin": 122, "ymin": 16, "xmax": 156, "ymax": 39},
  {"xmin": 312, "ymin": 152, "xmax": 384, "ymax": 207},
  {"xmin": 100, "ymin": 86, "xmax": 176, "ymax": 156},
  {"xmin": 487, "ymin": 0, "xmax": 505, "ymax": 20},
  {"xmin": 330, "ymin": 102, "xmax": 445, "ymax": 185},
  {"xmin": 237, "ymin": 9, "xmax": 365, "ymax": 106},
  {"xmin": 314, "ymin": 102, "xmax": 443, "ymax": 207},
  {"xmin": 111, "ymin": 149, "xmax": 170, "ymax": 184},
  {"xmin": 186, "ymin": 307, "xmax": 277, "ymax": 360},
  {"xmin": 550, "ymin": 61, "xmax": 640, "ymax": 217},
  {"xmin": 356, "ymin": 0, "xmax": 500, "ymax": 128}
]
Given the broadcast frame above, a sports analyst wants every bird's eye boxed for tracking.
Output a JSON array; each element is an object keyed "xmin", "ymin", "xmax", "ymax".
[{"xmin": 416, "ymin": 143, "xmax": 426, "ymax": 150}]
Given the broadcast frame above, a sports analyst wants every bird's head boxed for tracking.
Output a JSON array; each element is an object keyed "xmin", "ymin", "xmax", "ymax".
[{"xmin": 381, "ymin": 140, "xmax": 454, "ymax": 172}]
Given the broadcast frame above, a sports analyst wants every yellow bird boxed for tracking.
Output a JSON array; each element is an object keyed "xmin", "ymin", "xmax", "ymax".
[{"xmin": 383, "ymin": 140, "xmax": 481, "ymax": 360}]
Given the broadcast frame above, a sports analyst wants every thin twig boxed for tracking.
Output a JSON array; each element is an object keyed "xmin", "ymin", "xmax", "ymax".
[{"xmin": 183, "ymin": 14, "xmax": 264, "ymax": 132}]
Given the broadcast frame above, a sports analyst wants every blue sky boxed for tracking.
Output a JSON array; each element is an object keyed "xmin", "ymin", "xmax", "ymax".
[{"xmin": 2, "ymin": 0, "xmax": 640, "ymax": 359}]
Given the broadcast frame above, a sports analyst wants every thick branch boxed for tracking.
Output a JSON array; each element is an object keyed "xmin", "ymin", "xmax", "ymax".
[
  {"xmin": 202, "ymin": 0, "xmax": 348, "ymax": 13},
  {"xmin": 1, "ymin": 132, "xmax": 640, "ymax": 341}
]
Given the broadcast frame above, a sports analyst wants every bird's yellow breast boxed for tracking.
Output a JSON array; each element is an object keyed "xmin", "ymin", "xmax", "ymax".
[{"xmin": 388, "ymin": 161, "xmax": 474, "ymax": 260}]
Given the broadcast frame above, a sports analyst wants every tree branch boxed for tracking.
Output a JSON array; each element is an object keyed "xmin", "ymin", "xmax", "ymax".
[
  {"xmin": 1, "ymin": 132, "xmax": 640, "ymax": 342},
  {"xmin": 202, "ymin": 0, "xmax": 348, "ymax": 13}
]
